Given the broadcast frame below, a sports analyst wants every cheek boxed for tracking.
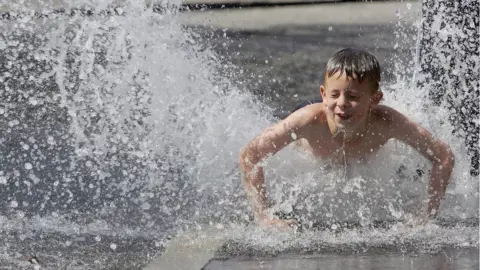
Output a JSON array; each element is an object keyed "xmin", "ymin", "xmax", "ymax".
[
  {"xmin": 324, "ymin": 101, "xmax": 336, "ymax": 111},
  {"xmin": 351, "ymin": 102, "xmax": 362, "ymax": 109},
  {"xmin": 351, "ymin": 102, "xmax": 369, "ymax": 116}
]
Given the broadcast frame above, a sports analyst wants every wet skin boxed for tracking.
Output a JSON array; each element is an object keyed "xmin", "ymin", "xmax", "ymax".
[{"xmin": 239, "ymin": 72, "xmax": 454, "ymax": 230}]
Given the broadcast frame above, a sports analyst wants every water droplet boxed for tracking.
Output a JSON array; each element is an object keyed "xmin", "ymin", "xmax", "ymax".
[
  {"xmin": 10, "ymin": 201, "xmax": 18, "ymax": 208},
  {"xmin": 141, "ymin": 202, "xmax": 151, "ymax": 210},
  {"xmin": 47, "ymin": 136, "xmax": 55, "ymax": 145},
  {"xmin": 8, "ymin": 119, "xmax": 19, "ymax": 127},
  {"xmin": 29, "ymin": 98, "xmax": 38, "ymax": 105}
]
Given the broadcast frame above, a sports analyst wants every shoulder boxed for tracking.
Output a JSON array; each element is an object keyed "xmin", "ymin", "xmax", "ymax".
[
  {"xmin": 277, "ymin": 103, "xmax": 327, "ymax": 139},
  {"xmin": 370, "ymin": 104, "xmax": 409, "ymax": 123},
  {"xmin": 285, "ymin": 103, "xmax": 326, "ymax": 127},
  {"xmin": 369, "ymin": 105, "xmax": 413, "ymax": 137}
]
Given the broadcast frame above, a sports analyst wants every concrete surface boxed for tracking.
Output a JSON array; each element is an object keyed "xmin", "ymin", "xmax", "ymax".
[
  {"xmin": 183, "ymin": 0, "xmax": 338, "ymax": 6},
  {"xmin": 179, "ymin": 1, "xmax": 420, "ymax": 30},
  {"xmin": 143, "ymin": 227, "xmax": 225, "ymax": 270}
]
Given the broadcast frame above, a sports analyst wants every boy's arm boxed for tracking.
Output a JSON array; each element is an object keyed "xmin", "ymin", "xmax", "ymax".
[
  {"xmin": 385, "ymin": 107, "xmax": 455, "ymax": 217},
  {"xmin": 239, "ymin": 109, "xmax": 315, "ymax": 227}
]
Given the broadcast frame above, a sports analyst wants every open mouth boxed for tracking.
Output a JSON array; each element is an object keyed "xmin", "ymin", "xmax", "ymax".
[{"xmin": 336, "ymin": 113, "xmax": 352, "ymax": 121}]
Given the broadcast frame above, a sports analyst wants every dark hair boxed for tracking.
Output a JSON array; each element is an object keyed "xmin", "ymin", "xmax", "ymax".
[{"xmin": 325, "ymin": 48, "xmax": 381, "ymax": 92}]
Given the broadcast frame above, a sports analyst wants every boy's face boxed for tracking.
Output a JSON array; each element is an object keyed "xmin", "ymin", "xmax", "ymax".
[{"xmin": 320, "ymin": 72, "xmax": 382, "ymax": 133}]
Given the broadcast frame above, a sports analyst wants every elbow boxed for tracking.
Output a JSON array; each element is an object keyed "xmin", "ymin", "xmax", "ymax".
[
  {"xmin": 434, "ymin": 143, "xmax": 455, "ymax": 183},
  {"xmin": 432, "ymin": 142, "xmax": 455, "ymax": 167},
  {"xmin": 443, "ymin": 146, "xmax": 455, "ymax": 186},
  {"xmin": 448, "ymin": 148, "xmax": 455, "ymax": 169},
  {"xmin": 238, "ymin": 148, "xmax": 247, "ymax": 172},
  {"xmin": 443, "ymin": 144, "xmax": 455, "ymax": 170},
  {"xmin": 238, "ymin": 146, "xmax": 258, "ymax": 173}
]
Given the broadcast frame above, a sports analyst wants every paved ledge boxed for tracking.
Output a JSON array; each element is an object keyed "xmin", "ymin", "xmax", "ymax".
[
  {"xmin": 143, "ymin": 225, "xmax": 479, "ymax": 270},
  {"xmin": 183, "ymin": 0, "xmax": 339, "ymax": 7},
  {"xmin": 179, "ymin": 1, "xmax": 420, "ymax": 30},
  {"xmin": 0, "ymin": 1, "xmax": 418, "ymax": 15},
  {"xmin": 143, "ymin": 227, "xmax": 225, "ymax": 270}
]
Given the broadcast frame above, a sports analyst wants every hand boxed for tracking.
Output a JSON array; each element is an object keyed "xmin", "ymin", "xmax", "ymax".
[
  {"xmin": 259, "ymin": 217, "xmax": 298, "ymax": 231},
  {"xmin": 427, "ymin": 207, "xmax": 438, "ymax": 219},
  {"xmin": 403, "ymin": 214, "xmax": 430, "ymax": 227}
]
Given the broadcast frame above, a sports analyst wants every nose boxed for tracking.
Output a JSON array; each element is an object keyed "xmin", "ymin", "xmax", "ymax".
[{"xmin": 337, "ymin": 94, "xmax": 348, "ymax": 109}]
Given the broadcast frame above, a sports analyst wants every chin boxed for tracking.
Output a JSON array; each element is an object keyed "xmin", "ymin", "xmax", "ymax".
[
  {"xmin": 335, "ymin": 118, "xmax": 352, "ymax": 126},
  {"xmin": 335, "ymin": 121, "xmax": 356, "ymax": 131}
]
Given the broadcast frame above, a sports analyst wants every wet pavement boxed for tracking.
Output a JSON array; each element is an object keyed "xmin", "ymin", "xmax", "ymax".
[{"xmin": 205, "ymin": 249, "xmax": 479, "ymax": 270}]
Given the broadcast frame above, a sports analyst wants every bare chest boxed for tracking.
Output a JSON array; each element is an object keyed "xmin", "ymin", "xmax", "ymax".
[{"xmin": 298, "ymin": 132, "xmax": 390, "ymax": 162}]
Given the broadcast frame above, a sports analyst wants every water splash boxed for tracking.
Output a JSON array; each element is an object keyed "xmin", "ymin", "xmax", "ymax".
[
  {"xmin": 0, "ymin": 0, "xmax": 270, "ymax": 234},
  {"xmin": 0, "ymin": 0, "xmax": 478, "ymax": 268}
]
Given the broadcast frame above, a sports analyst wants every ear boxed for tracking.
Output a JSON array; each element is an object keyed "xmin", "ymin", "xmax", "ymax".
[
  {"xmin": 320, "ymin": 85, "xmax": 326, "ymax": 100},
  {"xmin": 371, "ymin": 90, "xmax": 383, "ymax": 105}
]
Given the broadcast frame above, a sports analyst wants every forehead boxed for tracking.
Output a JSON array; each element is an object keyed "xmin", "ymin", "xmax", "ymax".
[{"xmin": 324, "ymin": 71, "xmax": 371, "ymax": 92}]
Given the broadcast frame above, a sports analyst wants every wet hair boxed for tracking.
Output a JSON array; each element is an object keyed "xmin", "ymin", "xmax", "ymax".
[{"xmin": 324, "ymin": 48, "xmax": 381, "ymax": 92}]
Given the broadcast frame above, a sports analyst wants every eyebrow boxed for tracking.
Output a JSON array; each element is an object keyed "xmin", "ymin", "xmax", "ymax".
[{"xmin": 330, "ymin": 88, "xmax": 360, "ymax": 93}]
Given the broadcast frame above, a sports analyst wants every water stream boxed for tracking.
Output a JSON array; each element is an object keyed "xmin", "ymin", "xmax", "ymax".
[{"xmin": 0, "ymin": 0, "xmax": 477, "ymax": 268}]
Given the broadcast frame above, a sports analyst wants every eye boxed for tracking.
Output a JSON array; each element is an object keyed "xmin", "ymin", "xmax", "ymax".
[{"xmin": 330, "ymin": 93, "xmax": 340, "ymax": 98}]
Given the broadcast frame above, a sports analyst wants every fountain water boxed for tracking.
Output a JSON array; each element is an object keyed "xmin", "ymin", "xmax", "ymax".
[{"xmin": 417, "ymin": 0, "xmax": 479, "ymax": 176}]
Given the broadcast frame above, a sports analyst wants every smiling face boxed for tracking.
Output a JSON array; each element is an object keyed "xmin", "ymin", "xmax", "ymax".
[{"xmin": 320, "ymin": 71, "xmax": 382, "ymax": 136}]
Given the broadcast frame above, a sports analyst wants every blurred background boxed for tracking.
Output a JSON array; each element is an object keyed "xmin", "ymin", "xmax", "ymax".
[{"xmin": 179, "ymin": 0, "xmax": 419, "ymax": 115}]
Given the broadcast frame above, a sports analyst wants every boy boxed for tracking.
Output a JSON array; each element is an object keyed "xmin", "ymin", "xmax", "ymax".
[{"xmin": 238, "ymin": 48, "xmax": 455, "ymax": 230}]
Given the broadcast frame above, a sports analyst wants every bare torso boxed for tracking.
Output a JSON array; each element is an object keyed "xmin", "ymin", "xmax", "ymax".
[{"xmin": 295, "ymin": 105, "xmax": 392, "ymax": 164}]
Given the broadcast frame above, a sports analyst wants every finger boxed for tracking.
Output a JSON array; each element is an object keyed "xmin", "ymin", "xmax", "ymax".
[
  {"xmin": 274, "ymin": 223, "xmax": 293, "ymax": 232},
  {"xmin": 284, "ymin": 219, "xmax": 298, "ymax": 225},
  {"xmin": 276, "ymin": 220, "xmax": 298, "ymax": 231},
  {"xmin": 273, "ymin": 219, "xmax": 296, "ymax": 226}
]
